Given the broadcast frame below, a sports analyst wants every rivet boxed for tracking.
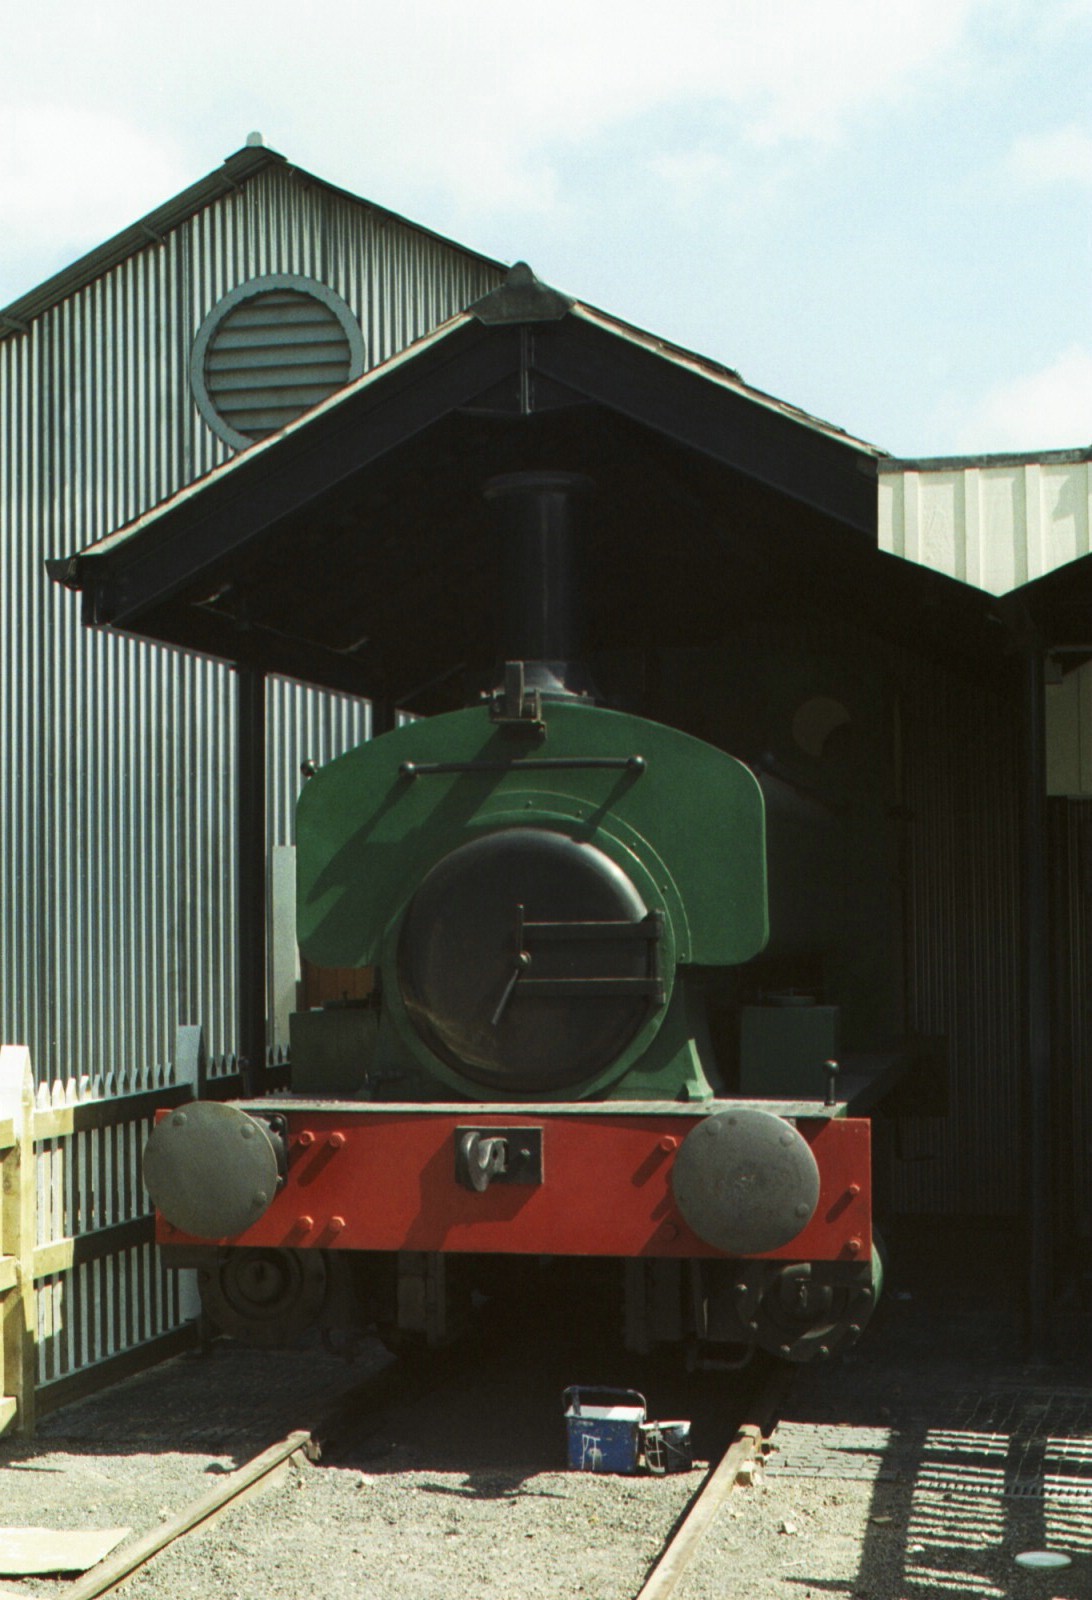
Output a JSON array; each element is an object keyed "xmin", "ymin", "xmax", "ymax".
[
  {"xmin": 240, "ymin": 1123, "xmax": 255, "ymax": 1141},
  {"xmin": 817, "ymin": 1344, "xmax": 831, "ymax": 1360},
  {"xmin": 847, "ymin": 1237, "xmax": 861, "ymax": 1256},
  {"xmin": 848, "ymin": 1182, "xmax": 861, "ymax": 1197},
  {"xmin": 252, "ymin": 1191, "xmax": 268, "ymax": 1208},
  {"xmin": 779, "ymin": 1344, "xmax": 792, "ymax": 1358},
  {"xmin": 795, "ymin": 1202, "xmax": 810, "ymax": 1218},
  {"xmin": 328, "ymin": 1132, "xmax": 347, "ymax": 1149},
  {"xmin": 780, "ymin": 1133, "xmax": 793, "ymax": 1148},
  {"xmin": 659, "ymin": 1136, "xmax": 678, "ymax": 1152},
  {"xmin": 329, "ymin": 1216, "xmax": 346, "ymax": 1234},
  {"xmin": 660, "ymin": 1222, "xmax": 679, "ymax": 1241},
  {"xmin": 298, "ymin": 1130, "xmax": 315, "ymax": 1148},
  {"xmin": 704, "ymin": 1121, "xmax": 719, "ymax": 1136},
  {"xmin": 848, "ymin": 1324, "xmax": 861, "ymax": 1337},
  {"xmin": 171, "ymin": 1112, "xmax": 187, "ymax": 1127},
  {"xmin": 297, "ymin": 1215, "xmax": 314, "ymax": 1231}
]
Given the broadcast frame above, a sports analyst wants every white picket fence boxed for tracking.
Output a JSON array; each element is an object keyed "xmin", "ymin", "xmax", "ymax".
[{"xmin": 0, "ymin": 1031, "xmax": 284, "ymax": 1435}]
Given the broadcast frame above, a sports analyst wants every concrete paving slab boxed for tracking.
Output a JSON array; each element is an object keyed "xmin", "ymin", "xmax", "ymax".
[{"xmin": 0, "ymin": 1526, "xmax": 130, "ymax": 1576}]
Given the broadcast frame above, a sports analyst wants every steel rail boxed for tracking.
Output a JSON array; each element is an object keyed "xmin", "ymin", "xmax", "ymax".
[
  {"xmin": 62, "ymin": 1346, "xmax": 467, "ymax": 1600},
  {"xmin": 633, "ymin": 1361, "xmax": 795, "ymax": 1600},
  {"xmin": 63, "ymin": 1429, "xmax": 313, "ymax": 1600},
  {"xmin": 62, "ymin": 1342, "xmax": 786, "ymax": 1600}
]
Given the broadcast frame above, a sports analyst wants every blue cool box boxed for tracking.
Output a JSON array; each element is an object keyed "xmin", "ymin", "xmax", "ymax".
[{"xmin": 563, "ymin": 1387, "xmax": 647, "ymax": 1474}]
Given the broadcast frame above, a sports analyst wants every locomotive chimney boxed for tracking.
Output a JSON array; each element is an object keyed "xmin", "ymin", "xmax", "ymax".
[{"xmin": 484, "ymin": 470, "xmax": 596, "ymax": 702}]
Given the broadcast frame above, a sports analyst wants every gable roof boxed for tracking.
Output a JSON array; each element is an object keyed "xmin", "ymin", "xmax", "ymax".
[
  {"xmin": 0, "ymin": 143, "xmax": 503, "ymax": 340},
  {"xmin": 53, "ymin": 265, "xmax": 1085, "ymax": 705}
]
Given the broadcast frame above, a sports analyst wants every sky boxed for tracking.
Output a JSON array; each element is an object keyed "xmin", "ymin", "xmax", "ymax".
[{"xmin": 1, "ymin": 0, "xmax": 1090, "ymax": 459}]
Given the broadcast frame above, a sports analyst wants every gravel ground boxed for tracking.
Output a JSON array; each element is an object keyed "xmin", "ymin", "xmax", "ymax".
[
  {"xmin": 670, "ymin": 1221, "xmax": 1092, "ymax": 1600},
  {"xmin": 2, "ymin": 1223, "xmax": 1091, "ymax": 1600},
  {"xmin": 675, "ymin": 1463, "xmax": 1090, "ymax": 1600},
  {"xmin": 1, "ymin": 1326, "xmax": 713, "ymax": 1600},
  {"xmin": 119, "ymin": 1454, "xmax": 699, "ymax": 1600}
]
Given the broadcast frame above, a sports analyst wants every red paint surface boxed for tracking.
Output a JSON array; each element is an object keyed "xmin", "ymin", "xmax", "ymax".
[{"xmin": 156, "ymin": 1109, "xmax": 871, "ymax": 1261}]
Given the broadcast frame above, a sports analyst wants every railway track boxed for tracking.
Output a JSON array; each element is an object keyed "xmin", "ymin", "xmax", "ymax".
[
  {"xmin": 58, "ymin": 1350, "xmax": 465, "ymax": 1600},
  {"xmin": 56, "ymin": 1349, "xmax": 792, "ymax": 1600},
  {"xmin": 634, "ymin": 1357, "xmax": 795, "ymax": 1600}
]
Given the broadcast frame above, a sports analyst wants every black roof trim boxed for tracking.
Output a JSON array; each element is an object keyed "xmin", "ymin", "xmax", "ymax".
[
  {"xmin": 59, "ymin": 308, "xmax": 881, "ymax": 624},
  {"xmin": 0, "ymin": 145, "xmax": 505, "ymax": 341},
  {"xmin": 53, "ymin": 273, "xmax": 1092, "ymax": 685}
]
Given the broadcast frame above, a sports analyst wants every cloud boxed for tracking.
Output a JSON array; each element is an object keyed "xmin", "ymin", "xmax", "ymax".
[
  {"xmin": 2, "ymin": 0, "xmax": 994, "ymax": 231},
  {"xmin": 278, "ymin": 0, "xmax": 992, "ymax": 206},
  {"xmin": 646, "ymin": 150, "xmax": 737, "ymax": 211},
  {"xmin": 957, "ymin": 346, "xmax": 1092, "ymax": 452},
  {"xmin": 1006, "ymin": 124, "xmax": 1092, "ymax": 188}
]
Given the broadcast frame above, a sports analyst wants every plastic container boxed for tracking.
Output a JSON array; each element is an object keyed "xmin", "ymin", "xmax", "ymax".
[
  {"xmin": 563, "ymin": 1387, "xmax": 647, "ymax": 1473},
  {"xmin": 640, "ymin": 1420, "xmax": 693, "ymax": 1473}
]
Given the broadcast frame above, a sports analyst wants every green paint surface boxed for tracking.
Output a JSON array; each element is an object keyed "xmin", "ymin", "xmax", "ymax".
[{"xmin": 297, "ymin": 699, "xmax": 767, "ymax": 969}]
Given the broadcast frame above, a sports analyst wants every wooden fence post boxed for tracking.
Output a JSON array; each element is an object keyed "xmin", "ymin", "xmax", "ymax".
[{"xmin": 0, "ymin": 1045, "xmax": 37, "ymax": 1436}]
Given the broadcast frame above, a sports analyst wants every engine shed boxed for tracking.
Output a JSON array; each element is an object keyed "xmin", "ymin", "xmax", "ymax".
[{"xmin": 51, "ymin": 263, "xmax": 1092, "ymax": 1346}]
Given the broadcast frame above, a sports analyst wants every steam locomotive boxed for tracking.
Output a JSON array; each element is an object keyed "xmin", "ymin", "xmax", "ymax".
[{"xmin": 145, "ymin": 472, "xmax": 885, "ymax": 1365}]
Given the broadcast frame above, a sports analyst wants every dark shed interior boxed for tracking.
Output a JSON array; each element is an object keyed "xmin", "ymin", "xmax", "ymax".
[{"xmin": 52, "ymin": 268, "xmax": 1092, "ymax": 1343}]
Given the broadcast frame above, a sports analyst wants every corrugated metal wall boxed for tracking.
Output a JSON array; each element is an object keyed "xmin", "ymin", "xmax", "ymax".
[
  {"xmin": 893, "ymin": 654, "xmax": 1024, "ymax": 1213},
  {"xmin": 878, "ymin": 453, "xmax": 1092, "ymax": 595},
  {"xmin": 1049, "ymin": 800, "xmax": 1092, "ymax": 1235},
  {"xmin": 1, "ymin": 165, "xmax": 502, "ymax": 1081},
  {"xmin": 1046, "ymin": 663, "xmax": 1092, "ymax": 797}
]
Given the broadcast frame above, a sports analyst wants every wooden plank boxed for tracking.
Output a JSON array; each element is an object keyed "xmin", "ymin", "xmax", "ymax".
[
  {"xmin": 0, "ymin": 1396, "xmax": 16, "ymax": 1435},
  {"xmin": 0, "ymin": 1119, "xmax": 14, "ymax": 1155},
  {"xmin": 32, "ymin": 1083, "xmax": 193, "ymax": 1141},
  {"xmin": 0, "ymin": 1047, "xmax": 36, "ymax": 1436},
  {"xmin": 0, "ymin": 1259, "xmax": 16, "ymax": 1295},
  {"xmin": 32, "ymin": 1216, "xmax": 155, "ymax": 1280},
  {"xmin": 35, "ymin": 1323, "xmax": 198, "ymax": 1417},
  {"xmin": 0, "ymin": 1526, "xmax": 131, "ymax": 1576}
]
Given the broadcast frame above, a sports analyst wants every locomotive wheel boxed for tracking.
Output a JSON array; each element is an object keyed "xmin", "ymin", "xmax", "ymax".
[{"xmin": 199, "ymin": 1248, "xmax": 328, "ymax": 1348}]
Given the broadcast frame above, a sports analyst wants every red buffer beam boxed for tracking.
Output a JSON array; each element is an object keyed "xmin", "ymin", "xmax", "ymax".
[{"xmin": 155, "ymin": 1108, "xmax": 872, "ymax": 1263}]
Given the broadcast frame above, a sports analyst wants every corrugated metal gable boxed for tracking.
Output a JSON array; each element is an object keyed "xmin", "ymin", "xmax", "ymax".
[
  {"xmin": 879, "ymin": 452, "xmax": 1092, "ymax": 594},
  {"xmin": 880, "ymin": 451, "xmax": 1092, "ymax": 797},
  {"xmin": 1, "ymin": 160, "xmax": 504, "ymax": 1080}
]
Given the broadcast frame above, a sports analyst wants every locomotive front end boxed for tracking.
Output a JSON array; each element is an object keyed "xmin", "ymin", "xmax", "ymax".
[{"xmin": 145, "ymin": 474, "xmax": 883, "ymax": 1364}]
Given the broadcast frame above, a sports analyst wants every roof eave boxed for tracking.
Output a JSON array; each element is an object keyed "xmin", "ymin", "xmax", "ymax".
[{"xmin": 55, "ymin": 286, "xmax": 883, "ymax": 623}]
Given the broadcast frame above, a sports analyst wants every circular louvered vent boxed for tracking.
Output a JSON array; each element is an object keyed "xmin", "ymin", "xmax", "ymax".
[{"xmin": 191, "ymin": 274, "xmax": 365, "ymax": 449}]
